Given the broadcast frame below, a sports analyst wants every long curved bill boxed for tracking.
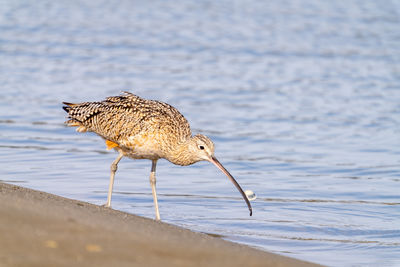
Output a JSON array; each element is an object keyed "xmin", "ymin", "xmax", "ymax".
[{"xmin": 209, "ymin": 156, "xmax": 253, "ymax": 216}]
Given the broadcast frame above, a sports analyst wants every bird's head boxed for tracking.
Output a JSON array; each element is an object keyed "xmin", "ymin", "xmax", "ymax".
[{"xmin": 187, "ymin": 134, "xmax": 215, "ymax": 162}]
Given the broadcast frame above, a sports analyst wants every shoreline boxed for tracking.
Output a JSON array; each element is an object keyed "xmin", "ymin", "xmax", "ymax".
[{"xmin": 0, "ymin": 182, "xmax": 323, "ymax": 266}]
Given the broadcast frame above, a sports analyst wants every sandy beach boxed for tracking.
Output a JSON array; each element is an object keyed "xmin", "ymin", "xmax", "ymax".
[{"xmin": 0, "ymin": 182, "xmax": 323, "ymax": 267}]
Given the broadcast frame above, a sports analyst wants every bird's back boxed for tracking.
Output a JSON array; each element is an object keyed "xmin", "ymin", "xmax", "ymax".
[{"xmin": 63, "ymin": 92, "xmax": 192, "ymax": 159}]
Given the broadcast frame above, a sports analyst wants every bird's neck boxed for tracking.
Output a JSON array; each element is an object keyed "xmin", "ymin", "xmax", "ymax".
[{"xmin": 166, "ymin": 138, "xmax": 197, "ymax": 166}]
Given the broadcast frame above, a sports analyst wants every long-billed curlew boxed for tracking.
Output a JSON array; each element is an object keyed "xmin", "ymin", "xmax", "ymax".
[{"xmin": 63, "ymin": 92, "xmax": 252, "ymax": 220}]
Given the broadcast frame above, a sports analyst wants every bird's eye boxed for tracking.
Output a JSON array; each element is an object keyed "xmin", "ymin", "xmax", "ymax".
[{"xmin": 199, "ymin": 145, "xmax": 205, "ymax": 150}]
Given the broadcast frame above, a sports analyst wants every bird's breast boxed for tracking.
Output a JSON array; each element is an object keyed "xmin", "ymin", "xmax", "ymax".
[{"xmin": 118, "ymin": 133, "xmax": 166, "ymax": 160}]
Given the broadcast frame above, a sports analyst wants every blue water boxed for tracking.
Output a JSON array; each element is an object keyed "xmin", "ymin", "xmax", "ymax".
[{"xmin": 1, "ymin": 1, "xmax": 400, "ymax": 266}]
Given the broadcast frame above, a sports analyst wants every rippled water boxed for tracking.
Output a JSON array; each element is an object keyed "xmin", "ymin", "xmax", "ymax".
[{"xmin": 1, "ymin": 1, "xmax": 400, "ymax": 266}]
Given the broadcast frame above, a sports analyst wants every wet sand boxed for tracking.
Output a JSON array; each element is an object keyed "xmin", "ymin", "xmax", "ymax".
[{"xmin": 0, "ymin": 182, "xmax": 323, "ymax": 267}]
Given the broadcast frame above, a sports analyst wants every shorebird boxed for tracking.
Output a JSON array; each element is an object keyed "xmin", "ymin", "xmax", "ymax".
[{"xmin": 63, "ymin": 92, "xmax": 252, "ymax": 220}]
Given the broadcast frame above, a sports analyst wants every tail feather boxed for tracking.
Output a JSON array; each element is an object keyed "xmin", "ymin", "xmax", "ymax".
[
  {"xmin": 63, "ymin": 102, "xmax": 78, "ymax": 107},
  {"xmin": 62, "ymin": 106, "xmax": 71, "ymax": 112},
  {"xmin": 64, "ymin": 118, "xmax": 88, "ymax": 132},
  {"xmin": 62, "ymin": 102, "xmax": 78, "ymax": 112},
  {"xmin": 65, "ymin": 119, "xmax": 81, "ymax": 127},
  {"xmin": 62, "ymin": 101, "xmax": 83, "ymax": 128},
  {"xmin": 62, "ymin": 101, "xmax": 102, "ymax": 132}
]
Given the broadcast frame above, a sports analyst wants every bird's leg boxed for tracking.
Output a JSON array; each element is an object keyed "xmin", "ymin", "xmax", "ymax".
[
  {"xmin": 149, "ymin": 159, "xmax": 161, "ymax": 221},
  {"xmin": 105, "ymin": 151, "xmax": 124, "ymax": 208}
]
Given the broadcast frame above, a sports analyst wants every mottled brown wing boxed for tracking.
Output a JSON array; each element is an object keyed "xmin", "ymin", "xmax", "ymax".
[{"xmin": 63, "ymin": 92, "xmax": 192, "ymax": 146}]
